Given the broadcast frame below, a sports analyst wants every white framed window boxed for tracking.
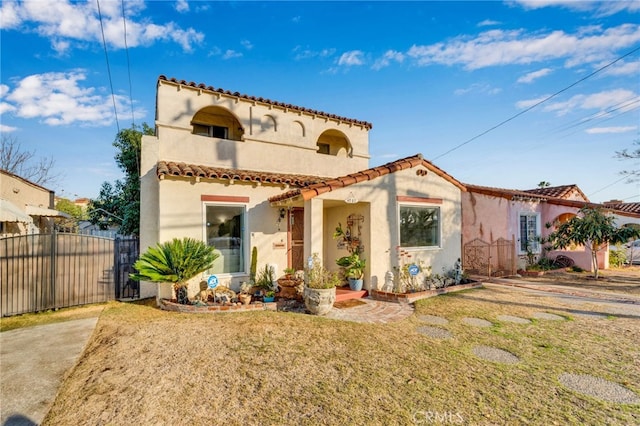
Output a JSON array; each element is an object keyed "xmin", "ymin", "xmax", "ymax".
[
  {"xmin": 519, "ymin": 213, "xmax": 540, "ymax": 254},
  {"xmin": 204, "ymin": 203, "xmax": 247, "ymax": 275},
  {"xmin": 399, "ymin": 205, "xmax": 440, "ymax": 248}
]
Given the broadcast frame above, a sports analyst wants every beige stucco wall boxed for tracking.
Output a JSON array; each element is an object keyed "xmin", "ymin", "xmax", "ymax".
[
  {"xmin": 310, "ymin": 164, "xmax": 462, "ymax": 291},
  {"xmin": 1, "ymin": 170, "xmax": 53, "ymax": 236},
  {"xmin": 154, "ymin": 80, "xmax": 370, "ymax": 177}
]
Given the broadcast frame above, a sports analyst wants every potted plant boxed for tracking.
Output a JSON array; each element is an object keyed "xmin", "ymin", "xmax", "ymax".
[
  {"xmin": 238, "ymin": 281, "xmax": 252, "ymax": 305},
  {"xmin": 336, "ymin": 253, "xmax": 366, "ymax": 291},
  {"xmin": 130, "ymin": 237, "xmax": 218, "ymax": 304},
  {"xmin": 304, "ymin": 253, "xmax": 340, "ymax": 315},
  {"xmin": 255, "ymin": 264, "xmax": 276, "ymax": 302}
]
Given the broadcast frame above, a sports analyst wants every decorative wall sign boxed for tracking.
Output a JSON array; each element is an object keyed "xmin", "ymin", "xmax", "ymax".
[{"xmin": 207, "ymin": 275, "xmax": 219, "ymax": 289}]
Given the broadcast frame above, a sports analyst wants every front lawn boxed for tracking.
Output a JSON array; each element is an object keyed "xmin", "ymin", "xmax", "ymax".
[{"xmin": 43, "ymin": 286, "xmax": 639, "ymax": 425}]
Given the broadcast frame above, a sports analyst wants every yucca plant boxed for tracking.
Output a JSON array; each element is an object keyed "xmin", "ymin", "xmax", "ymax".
[{"xmin": 130, "ymin": 237, "xmax": 218, "ymax": 304}]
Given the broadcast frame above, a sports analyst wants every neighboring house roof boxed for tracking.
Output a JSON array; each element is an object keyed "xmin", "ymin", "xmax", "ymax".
[
  {"xmin": 269, "ymin": 154, "xmax": 466, "ymax": 204},
  {"xmin": 465, "ymin": 184, "xmax": 640, "ymax": 218},
  {"xmin": 157, "ymin": 161, "xmax": 328, "ymax": 187},
  {"xmin": 0, "ymin": 168, "xmax": 52, "ymax": 193},
  {"xmin": 158, "ymin": 75, "xmax": 373, "ymax": 130},
  {"xmin": 522, "ymin": 184, "xmax": 589, "ymax": 202},
  {"xmin": 603, "ymin": 202, "xmax": 640, "ymax": 214}
]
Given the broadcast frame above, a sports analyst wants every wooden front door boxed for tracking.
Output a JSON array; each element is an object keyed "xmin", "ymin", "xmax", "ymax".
[{"xmin": 289, "ymin": 208, "xmax": 304, "ymax": 271}]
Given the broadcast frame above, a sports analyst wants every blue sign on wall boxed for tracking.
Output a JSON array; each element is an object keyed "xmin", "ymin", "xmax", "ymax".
[
  {"xmin": 408, "ymin": 264, "xmax": 420, "ymax": 276},
  {"xmin": 207, "ymin": 275, "xmax": 219, "ymax": 289}
]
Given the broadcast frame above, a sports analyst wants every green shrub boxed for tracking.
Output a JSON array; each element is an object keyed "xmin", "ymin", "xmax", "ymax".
[{"xmin": 609, "ymin": 245, "xmax": 627, "ymax": 268}]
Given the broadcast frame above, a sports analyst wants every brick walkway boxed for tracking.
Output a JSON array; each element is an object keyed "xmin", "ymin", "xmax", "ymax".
[{"xmin": 325, "ymin": 298, "xmax": 414, "ymax": 323}]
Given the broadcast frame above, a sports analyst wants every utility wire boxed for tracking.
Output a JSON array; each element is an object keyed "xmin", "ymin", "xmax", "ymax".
[
  {"xmin": 588, "ymin": 172, "xmax": 639, "ymax": 197},
  {"xmin": 121, "ymin": 0, "xmax": 135, "ymax": 128},
  {"xmin": 433, "ymin": 45, "xmax": 640, "ymax": 161},
  {"xmin": 97, "ymin": 0, "xmax": 120, "ymax": 132}
]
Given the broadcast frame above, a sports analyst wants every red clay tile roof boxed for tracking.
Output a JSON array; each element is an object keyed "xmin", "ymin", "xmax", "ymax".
[
  {"xmin": 465, "ymin": 183, "xmax": 640, "ymax": 217},
  {"xmin": 268, "ymin": 154, "xmax": 466, "ymax": 204},
  {"xmin": 158, "ymin": 75, "xmax": 373, "ymax": 130},
  {"xmin": 522, "ymin": 184, "xmax": 589, "ymax": 202},
  {"xmin": 157, "ymin": 161, "xmax": 327, "ymax": 187},
  {"xmin": 603, "ymin": 202, "xmax": 640, "ymax": 214}
]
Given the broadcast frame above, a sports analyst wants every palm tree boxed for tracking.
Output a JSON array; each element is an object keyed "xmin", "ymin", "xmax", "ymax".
[{"xmin": 130, "ymin": 237, "xmax": 218, "ymax": 304}]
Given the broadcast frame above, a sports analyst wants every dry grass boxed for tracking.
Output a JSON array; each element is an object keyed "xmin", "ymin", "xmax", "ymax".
[
  {"xmin": 517, "ymin": 266, "xmax": 640, "ymax": 295},
  {"xmin": 43, "ymin": 287, "xmax": 640, "ymax": 425},
  {"xmin": 0, "ymin": 303, "xmax": 107, "ymax": 332}
]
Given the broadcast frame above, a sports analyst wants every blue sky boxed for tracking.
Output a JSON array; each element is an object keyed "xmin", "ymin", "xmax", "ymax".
[{"xmin": 1, "ymin": 0, "xmax": 639, "ymax": 203}]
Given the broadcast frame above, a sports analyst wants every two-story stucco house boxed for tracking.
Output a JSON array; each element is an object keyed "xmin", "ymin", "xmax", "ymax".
[{"xmin": 140, "ymin": 76, "xmax": 465, "ymax": 300}]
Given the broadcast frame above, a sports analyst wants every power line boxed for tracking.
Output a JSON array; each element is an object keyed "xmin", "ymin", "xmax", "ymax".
[
  {"xmin": 97, "ymin": 0, "xmax": 120, "ymax": 132},
  {"xmin": 433, "ymin": 45, "xmax": 640, "ymax": 161},
  {"xmin": 588, "ymin": 172, "xmax": 639, "ymax": 197},
  {"xmin": 121, "ymin": 0, "xmax": 135, "ymax": 128}
]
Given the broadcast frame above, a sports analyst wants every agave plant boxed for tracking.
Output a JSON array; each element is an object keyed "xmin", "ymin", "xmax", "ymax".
[{"xmin": 130, "ymin": 237, "xmax": 218, "ymax": 304}]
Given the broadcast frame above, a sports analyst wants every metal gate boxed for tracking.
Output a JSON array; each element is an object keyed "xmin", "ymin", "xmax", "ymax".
[
  {"xmin": 463, "ymin": 237, "xmax": 516, "ymax": 277},
  {"xmin": 1, "ymin": 232, "xmax": 139, "ymax": 317},
  {"xmin": 114, "ymin": 236, "xmax": 139, "ymax": 299}
]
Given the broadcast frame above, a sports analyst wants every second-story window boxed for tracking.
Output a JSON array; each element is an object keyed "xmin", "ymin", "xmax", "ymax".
[{"xmin": 193, "ymin": 123, "xmax": 228, "ymax": 139}]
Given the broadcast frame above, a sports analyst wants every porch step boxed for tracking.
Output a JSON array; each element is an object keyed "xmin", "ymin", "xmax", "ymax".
[{"xmin": 335, "ymin": 287, "xmax": 368, "ymax": 302}]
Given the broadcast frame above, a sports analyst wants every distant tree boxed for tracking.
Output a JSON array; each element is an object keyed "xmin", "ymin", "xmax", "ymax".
[
  {"xmin": 0, "ymin": 134, "xmax": 61, "ymax": 186},
  {"xmin": 616, "ymin": 138, "xmax": 640, "ymax": 182},
  {"xmin": 55, "ymin": 198, "xmax": 86, "ymax": 231},
  {"xmin": 87, "ymin": 124, "xmax": 154, "ymax": 236},
  {"xmin": 545, "ymin": 206, "xmax": 639, "ymax": 279},
  {"xmin": 538, "ymin": 181, "xmax": 551, "ymax": 188}
]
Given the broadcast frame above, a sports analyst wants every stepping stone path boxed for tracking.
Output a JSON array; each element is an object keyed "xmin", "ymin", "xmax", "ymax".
[
  {"xmin": 462, "ymin": 317, "xmax": 493, "ymax": 327},
  {"xmin": 418, "ymin": 315, "xmax": 449, "ymax": 325},
  {"xmin": 532, "ymin": 312, "xmax": 565, "ymax": 321},
  {"xmin": 558, "ymin": 373, "xmax": 640, "ymax": 404},
  {"xmin": 472, "ymin": 345, "xmax": 520, "ymax": 364},
  {"xmin": 416, "ymin": 326, "xmax": 453, "ymax": 339},
  {"xmin": 497, "ymin": 314, "xmax": 531, "ymax": 324}
]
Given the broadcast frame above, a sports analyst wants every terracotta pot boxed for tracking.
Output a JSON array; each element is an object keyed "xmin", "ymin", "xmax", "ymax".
[{"xmin": 239, "ymin": 294, "xmax": 252, "ymax": 305}]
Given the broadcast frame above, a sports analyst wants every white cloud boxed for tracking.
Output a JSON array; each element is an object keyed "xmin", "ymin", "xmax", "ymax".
[
  {"xmin": 222, "ymin": 50, "xmax": 242, "ymax": 60},
  {"xmin": 0, "ymin": 0, "xmax": 203, "ymax": 52},
  {"xmin": 511, "ymin": 0, "xmax": 640, "ymax": 15},
  {"xmin": 454, "ymin": 83, "xmax": 502, "ymax": 96},
  {"xmin": 175, "ymin": 0, "xmax": 189, "ymax": 13},
  {"xmin": 372, "ymin": 50, "xmax": 405, "ymax": 70},
  {"xmin": 3, "ymin": 70, "xmax": 145, "ymax": 127},
  {"xmin": 518, "ymin": 89, "xmax": 639, "ymax": 116},
  {"xmin": 241, "ymin": 39, "xmax": 253, "ymax": 50},
  {"xmin": 292, "ymin": 16, "xmax": 301, "ymax": 24},
  {"xmin": 478, "ymin": 19, "xmax": 501, "ymax": 27},
  {"xmin": 585, "ymin": 126, "xmax": 637, "ymax": 134},
  {"xmin": 0, "ymin": 124, "xmax": 18, "ymax": 132},
  {"xmin": 602, "ymin": 59, "xmax": 640, "ymax": 76},
  {"xmin": 517, "ymin": 67, "xmax": 553, "ymax": 83},
  {"xmin": 293, "ymin": 46, "xmax": 335, "ymax": 60},
  {"xmin": 407, "ymin": 24, "xmax": 640, "ymax": 70},
  {"xmin": 337, "ymin": 50, "xmax": 365, "ymax": 66}
]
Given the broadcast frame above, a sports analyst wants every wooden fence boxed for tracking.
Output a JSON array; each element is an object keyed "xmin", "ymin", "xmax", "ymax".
[{"xmin": 0, "ymin": 232, "xmax": 138, "ymax": 317}]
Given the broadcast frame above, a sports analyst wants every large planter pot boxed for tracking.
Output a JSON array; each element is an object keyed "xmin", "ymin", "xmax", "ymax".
[
  {"xmin": 303, "ymin": 286, "xmax": 336, "ymax": 315},
  {"xmin": 348, "ymin": 278, "xmax": 363, "ymax": 291},
  {"xmin": 239, "ymin": 294, "xmax": 252, "ymax": 305}
]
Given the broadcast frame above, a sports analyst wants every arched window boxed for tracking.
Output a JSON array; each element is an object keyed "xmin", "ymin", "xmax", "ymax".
[
  {"xmin": 192, "ymin": 106, "xmax": 243, "ymax": 141},
  {"xmin": 316, "ymin": 129, "xmax": 351, "ymax": 156}
]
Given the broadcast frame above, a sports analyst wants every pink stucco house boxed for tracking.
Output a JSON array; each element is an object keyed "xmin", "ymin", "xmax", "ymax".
[{"xmin": 461, "ymin": 183, "xmax": 640, "ymax": 274}]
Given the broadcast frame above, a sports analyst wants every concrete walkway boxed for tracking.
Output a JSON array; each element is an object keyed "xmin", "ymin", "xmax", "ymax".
[{"xmin": 1, "ymin": 316, "xmax": 99, "ymax": 426}]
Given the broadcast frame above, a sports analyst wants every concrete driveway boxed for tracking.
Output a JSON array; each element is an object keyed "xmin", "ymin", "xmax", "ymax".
[{"xmin": 1, "ymin": 316, "xmax": 99, "ymax": 426}]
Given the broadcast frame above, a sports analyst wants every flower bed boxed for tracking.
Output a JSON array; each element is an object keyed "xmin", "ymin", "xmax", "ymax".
[
  {"xmin": 159, "ymin": 298, "xmax": 277, "ymax": 313},
  {"xmin": 370, "ymin": 281, "xmax": 483, "ymax": 304}
]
